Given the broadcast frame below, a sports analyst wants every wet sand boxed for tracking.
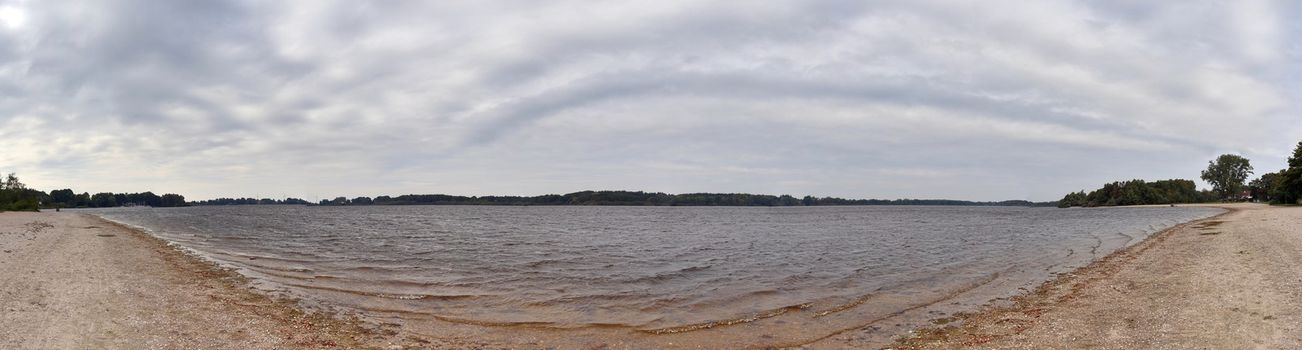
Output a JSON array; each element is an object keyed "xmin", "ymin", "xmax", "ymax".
[
  {"xmin": 871, "ymin": 203, "xmax": 1302, "ymax": 349},
  {"xmin": 0, "ymin": 211, "xmax": 447, "ymax": 349}
]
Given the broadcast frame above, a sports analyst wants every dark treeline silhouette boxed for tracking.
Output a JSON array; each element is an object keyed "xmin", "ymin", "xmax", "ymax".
[
  {"xmin": 47, "ymin": 189, "xmax": 187, "ymax": 208},
  {"xmin": 1057, "ymin": 179, "xmax": 1213, "ymax": 208},
  {"xmin": 0, "ymin": 173, "xmax": 186, "ymax": 211},
  {"xmin": 277, "ymin": 190, "xmax": 1056, "ymax": 207},
  {"xmin": 193, "ymin": 197, "xmax": 311, "ymax": 205},
  {"xmin": 0, "ymin": 173, "xmax": 43, "ymax": 211}
]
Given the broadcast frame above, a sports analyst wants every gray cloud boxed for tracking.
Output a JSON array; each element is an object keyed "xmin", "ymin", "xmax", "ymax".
[{"xmin": 0, "ymin": 0, "xmax": 1298, "ymax": 201}]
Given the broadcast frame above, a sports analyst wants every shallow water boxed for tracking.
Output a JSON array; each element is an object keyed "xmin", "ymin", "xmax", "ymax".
[{"xmin": 85, "ymin": 205, "xmax": 1221, "ymax": 343}]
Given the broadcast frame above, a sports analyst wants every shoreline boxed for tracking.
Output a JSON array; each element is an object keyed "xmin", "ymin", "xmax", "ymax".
[
  {"xmin": 4, "ymin": 205, "xmax": 1276, "ymax": 348},
  {"xmin": 880, "ymin": 203, "xmax": 1302, "ymax": 349},
  {"xmin": 84, "ymin": 206, "xmax": 1207, "ymax": 349},
  {"xmin": 0, "ymin": 211, "xmax": 446, "ymax": 349},
  {"xmin": 92, "ymin": 217, "xmax": 391, "ymax": 346},
  {"xmin": 793, "ymin": 204, "xmax": 1232, "ymax": 349},
  {"xmin": 889, "ymin": 206, "xmax": 1236, "ymax": 347}
]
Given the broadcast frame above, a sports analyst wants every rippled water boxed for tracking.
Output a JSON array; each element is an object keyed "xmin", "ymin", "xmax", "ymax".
[{"xmin": 86, "ymin": 205, "xmax": 1221, "ymax": 337}]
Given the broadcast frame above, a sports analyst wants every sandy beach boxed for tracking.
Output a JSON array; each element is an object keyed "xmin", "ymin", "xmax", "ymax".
[
  {"xmin": 2, "ymin": 205, "xmax": 1299, "ymax": 349},
  {"xmin": 876, "ymin": 203, "xmax": 1302, "ymax": 349},
  {"xmin": 0, "ymin": 211, "xmax": 451, "ymax": 350}
]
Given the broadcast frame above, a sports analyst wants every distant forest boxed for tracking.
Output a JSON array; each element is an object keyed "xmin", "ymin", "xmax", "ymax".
[
  {"xmin": 0, "ymin": 173, "xmax": 187, "ymax": 211},
  {"xmin": 192, "ymin": 197, "xmax": 311, "ymax": 206},
  {"xmin": 193, "ymin": 190, "xmax": 1057, "ymax": 207},
  {"xmin": 1, "ymin": 177, "xmax": 1054, "ymax": 211},
  {"xmin": 1056, "ymin": 179, "xmax": 1213, "ymax": 208}
]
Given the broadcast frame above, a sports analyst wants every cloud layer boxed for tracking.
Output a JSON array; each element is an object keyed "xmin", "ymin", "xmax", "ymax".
[{"xmin": 1, "ymin": 0, "xmax": 1298, "ymax": 201}]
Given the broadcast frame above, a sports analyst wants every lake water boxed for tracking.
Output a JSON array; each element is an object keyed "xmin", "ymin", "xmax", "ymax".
[{"xmin": 85, "ymin": 205, "xmax": 1222, "ymax": 346}]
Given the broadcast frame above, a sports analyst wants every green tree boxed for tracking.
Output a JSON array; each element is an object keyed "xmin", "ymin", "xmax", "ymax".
[
  {"xmin": 49, "ymin": 189, "xmax": 75, "ymax": 206},
  {"xmin": 0, "ymin": 173, "xmax": 40, "ymax": 211},
  {"xmin": 2, "ymin": 173, "xmax": 21, "ymax": 190},
  {"xmin": 1200, "ymin": 154, "xmax": 1253, "ymax": 201},
  {"xmin": 73, "ymin": 192, "xmax": 91, "ymax": 208},
  {"xmin": 91, "ymin": 192, "xmax": 118, "ymax": 207},
  {"xmin": 1249, "ymin": 172, "xmax": 1281, "ymax": 203},
  {"xmin": 159, "ymin": 193, "xmax": 187, "ymax": 207},
  {"xmin": 1057, "ymin": 191, "xmax": 1086, "ymax": 207},
  {"xmin": 1277, "ymin": 169, "xmax": 1302, "ymax": 204},
  {"xmin": 1291, "ymin": 141, "xmax": 1302, "ymax": 168},
  {"xmin": 1064, "ymin": 179, "xmax": 1203, "ymax": 207},
  {"xmin": 1273, "ymin": 141, "xmax": 1302, "ymax": 204}
]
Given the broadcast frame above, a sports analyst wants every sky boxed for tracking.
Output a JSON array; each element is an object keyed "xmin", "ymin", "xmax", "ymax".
[{"xmin": 0, "ymin": 0, "xmax": 1299, "ymax": 201}]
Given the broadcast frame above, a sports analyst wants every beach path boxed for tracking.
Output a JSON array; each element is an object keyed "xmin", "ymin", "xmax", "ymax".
[
  {"xmin": 0, "ymin": 211, "xmax": 392, "ymax": 349},
  {"xmin": 883, "ymin": 203, "xmax": 1302, "ymax": 349}
]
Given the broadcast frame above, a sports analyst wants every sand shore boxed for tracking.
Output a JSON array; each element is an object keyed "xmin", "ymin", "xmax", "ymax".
[
  {"xmin": 0, "ymin": 211, "xmax": 447, "ymax": 349},
  {"xmin": 874, "ymin": 203, "xmax": 1302, "ymax": 349}
]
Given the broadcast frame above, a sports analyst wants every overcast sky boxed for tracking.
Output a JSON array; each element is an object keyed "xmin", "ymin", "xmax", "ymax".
[{"xmin": 1, "ymin": 1, "xmax": 1299, "ymax": 201}]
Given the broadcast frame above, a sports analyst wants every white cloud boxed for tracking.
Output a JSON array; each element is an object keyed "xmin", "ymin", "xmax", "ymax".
[{"xmin": 0, "ymin": 4, "xmax": 24, "ymax": 29}]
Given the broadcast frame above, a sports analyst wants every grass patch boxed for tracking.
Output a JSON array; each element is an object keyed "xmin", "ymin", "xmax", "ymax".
[{"xmin": 1199, "ymin": 231, "xmax": 1222, "ymax": 236}]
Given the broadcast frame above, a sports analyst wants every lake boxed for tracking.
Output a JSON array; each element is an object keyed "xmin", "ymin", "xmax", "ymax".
[{"xmin": 85, "ymin": 205, "xmax": 1222, "ymax": 347}]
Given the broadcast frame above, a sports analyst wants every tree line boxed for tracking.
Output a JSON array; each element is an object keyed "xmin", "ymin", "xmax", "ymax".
[
  {"xmin": 1057, "ymin": 179, "xmax": 1213, "ymax": 207},
  {"xmin": 1250, "ymin": 141, "xmax": 1302, "ymax": 205},
  {"xmin": 47, "ymin": 190, "xmax": 188, "ymax": 208},
  {"xmin": 1059, "ymin": 140, "xmax": 1302, "ymax": 207},
  {"xmin": 192, "ymin": 197, "xmax": 311, "ymax": 206},
  {"xmin": 290, "ymin": 190, "xmax": 1057, "ymax": 207},
  {"xmin": 0, "ymin": 173, "xmax": 187, "ymax": 211}
]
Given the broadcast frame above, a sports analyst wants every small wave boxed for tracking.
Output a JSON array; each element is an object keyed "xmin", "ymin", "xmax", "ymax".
[
  {"xmin": 742, "ymin": 289, "xmax": 779, "ymax": 296},
  {"xmin": 216, "ymin": 252, "xmax": 325, "ymax": 265},
  {"xmin": 679, "ymin": 264, "xmax": 711, "ymax": 273},
  {"xmin": 236, "ymin": 267, "xmax": 319, "ymax": 281},
  {"xmin": 279, "ymin": 282, "xmax": 482, "ymax": 301},
  {"xmin": 786, "ymin": 271, "xmax": 1007, "ymax": 347},
  {"xmin": 524, "ymin": 259, "xmax": 566, "ymax": 268},
  {"xmin": 336, "ymin": 265, "xmax": 424, "ymax": 272},
  {"xmin": 637, "ymin": 303, "xmax": 813, "ymax": 334},
  {"xmin": 355, "ymin": 307, "xmax": 647, "ymax": 329},
  {"xmin": 624, "ymin": 265, "xmax": 713, "ymax": 284},
  {"xmin": 375, "ymin": 293, "xmax": 440, "ymax": 300},
  {"xmin": 1114, "ymin": 231, "xmax": 1136, "ymax": 246},
  {"xmin": 523, "ymin": 292, "xmax": 655, "ymax": 307},
  {"xmin": 812, "ymin": 293, "xmax": 878, "ymax": 317}
]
